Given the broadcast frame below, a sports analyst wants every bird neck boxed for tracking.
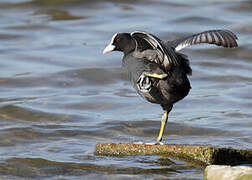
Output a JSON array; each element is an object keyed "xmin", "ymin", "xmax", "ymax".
[{"xmin": 123, "ymin": 39, "xmax": 136, "ymax": 55}]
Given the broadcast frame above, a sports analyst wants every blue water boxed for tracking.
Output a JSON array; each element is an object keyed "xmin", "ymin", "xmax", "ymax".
[{"xmin": 0, "ymin": 0, "xmax": 251, "ymax": 179}]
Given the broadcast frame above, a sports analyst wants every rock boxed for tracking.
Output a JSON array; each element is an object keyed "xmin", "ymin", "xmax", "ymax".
[
  {"xmin": 94, "ymin": 143, "xmax": 252, "ymax": 166},
  {"xmin": 204, "ymin": 165, "xmax": 252, "ymax": 180}
]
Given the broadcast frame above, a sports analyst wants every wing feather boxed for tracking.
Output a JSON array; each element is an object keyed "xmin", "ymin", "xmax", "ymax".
[
  {"xmin": 169, "ymin": 30, "xmax": 238, "ymax": 51},
  {"xmin": 131, "ymin": 31, "xmax": 179, "ymax": 71}
]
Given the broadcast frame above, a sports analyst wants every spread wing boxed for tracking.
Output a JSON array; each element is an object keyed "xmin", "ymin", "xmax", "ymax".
[
  {"xmin": 131, "ymin": 31, "xmax": 179, "ymax": 71},
  {"xmin": 169, "ymin": 30, "xmax": 238, "ymax": 51}
]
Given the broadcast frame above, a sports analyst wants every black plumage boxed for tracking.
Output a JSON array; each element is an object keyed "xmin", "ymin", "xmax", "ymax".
[{"xmin": 103, "ymin": 30, "xmax": 238, "ymax": 144}]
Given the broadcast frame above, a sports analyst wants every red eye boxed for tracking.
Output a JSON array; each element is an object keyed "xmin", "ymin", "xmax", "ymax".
[{"xmin": 116, "ymin": 38, "xmax": 120, "ymax": 43}]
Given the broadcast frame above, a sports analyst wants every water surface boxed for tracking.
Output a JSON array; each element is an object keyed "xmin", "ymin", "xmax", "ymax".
[{"xmin": 0, "ymin": 0, "xmax": 252, "ymax": 179}]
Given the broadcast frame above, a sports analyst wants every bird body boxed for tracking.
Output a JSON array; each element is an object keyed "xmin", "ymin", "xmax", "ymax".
[
  {"xmin": 122, "ymin": 51, "xmax": 191, "ymax": 110},
  {"xmin": 103, "ymin": 29, "xmax": 238, "ymax": 144}
]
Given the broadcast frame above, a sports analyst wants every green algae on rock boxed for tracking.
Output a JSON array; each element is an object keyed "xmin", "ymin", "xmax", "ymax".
[{"xmin": 94, "ymin": 143, "xmax": 252, "ymax": 166}]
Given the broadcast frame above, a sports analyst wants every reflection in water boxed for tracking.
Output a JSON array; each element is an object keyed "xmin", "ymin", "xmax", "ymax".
[{"xmin": 0, "ymin": 0, "xmax": 251, "ymax": 179}]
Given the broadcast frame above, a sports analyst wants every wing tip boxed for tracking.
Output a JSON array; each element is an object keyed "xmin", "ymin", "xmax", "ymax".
[
  {"xmin": 222, "ymin": 29, "xmax": 238, "ymax": 40},
  {"xmin": 221, "ymin": 29, "xmax": 239, "ymax": 48}
]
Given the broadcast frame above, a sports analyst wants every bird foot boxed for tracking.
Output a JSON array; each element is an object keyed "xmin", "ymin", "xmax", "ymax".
[
  {"xmin": 133, "ymin": 141, "xmax": 164, "ymax": 145},
  {"xmin": 155, "ymin": 141, "xmax": 164, "ymax": 145}
]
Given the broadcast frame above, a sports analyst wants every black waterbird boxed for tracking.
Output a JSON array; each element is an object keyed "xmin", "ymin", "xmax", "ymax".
[{"xmin": 103, "ymin": 30, "xmax": 238, "ymax": 144}]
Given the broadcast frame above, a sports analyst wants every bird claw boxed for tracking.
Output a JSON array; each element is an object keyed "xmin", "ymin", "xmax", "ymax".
[
  {"xmin": 133, "ymin": 141, "xmax": 164, "ymax": 145},
  {"xmin": 154, "ymin": 141, "xmax": 164, "ymax": 145},
  {"xmin": 137, "ymin": 73, "xmax": 152, "ymax": 92}
]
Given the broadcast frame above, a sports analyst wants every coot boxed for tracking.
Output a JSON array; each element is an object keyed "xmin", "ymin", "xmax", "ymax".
[{"xmin": 103, "ymin": 30, "xmax": 238, "ymax": 144}]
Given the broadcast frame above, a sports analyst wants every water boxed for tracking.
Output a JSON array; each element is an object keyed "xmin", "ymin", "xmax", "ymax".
[{"xmin": 0, "ymin": 0, "xmax": 251, "ymax": 179}]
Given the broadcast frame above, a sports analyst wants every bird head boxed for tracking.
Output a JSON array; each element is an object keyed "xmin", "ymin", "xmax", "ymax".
[{"xmin": 103, "ymin": 33, "xmax": 135, "ymax": 55}]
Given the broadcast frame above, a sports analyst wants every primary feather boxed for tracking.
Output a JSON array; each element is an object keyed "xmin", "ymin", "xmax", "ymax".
[{"xmin": 168, "ymin": 30, "xmax": 238, "ymax": 51}]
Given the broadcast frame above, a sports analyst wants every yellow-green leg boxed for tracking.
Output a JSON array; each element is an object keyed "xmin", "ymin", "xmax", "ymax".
[
  {"xmin": 156, "ymin": 111, "xmax": 168, "ymax": 143},
  {"xmin": 144, "ymin": 72, "xmax": 167, "ymax": 79}
]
